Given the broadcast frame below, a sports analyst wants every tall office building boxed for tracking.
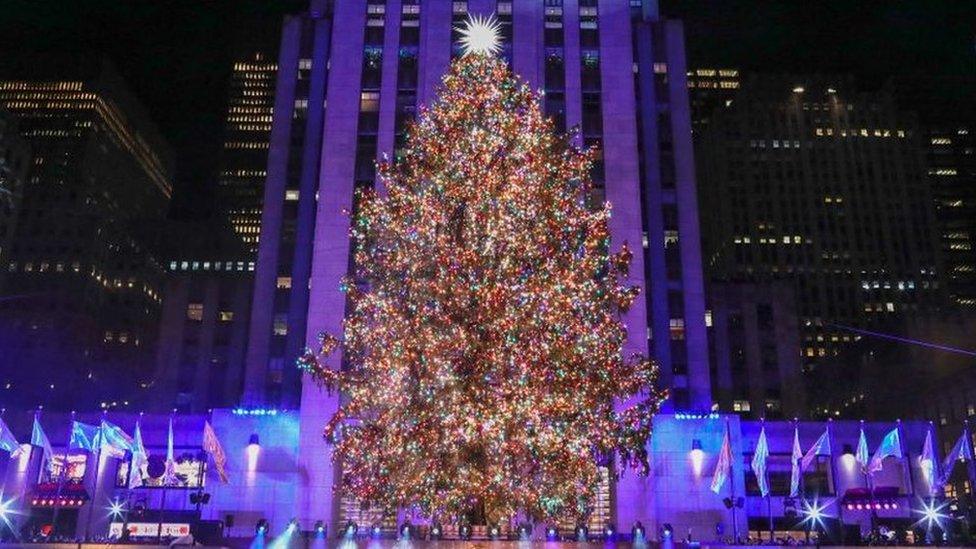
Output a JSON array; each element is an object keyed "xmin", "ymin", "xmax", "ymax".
[
  {"xmin": 925, "ymin": 125, "xmax": 976, "ymax": 308},
  {"xmin": 686, "ymin": 67, "xmax": 739, "ymax": 133},
  {"xmin": 697, "ymin": 75, "xmax": 944, "ymax": 380},
  {"xmin": 241, "ymin": 0, "xmax": 710, "ymax": 530},
  {"xmin": 0, "ymin": 108, "xmax": 30, "ymax": 290},
  {"xmin": 216, "ymin": 53, "xmax": 278, "ymax": 253},
  {"xmin": 0, "ymin": 58, "xmax": 174, "ymax": 410}
]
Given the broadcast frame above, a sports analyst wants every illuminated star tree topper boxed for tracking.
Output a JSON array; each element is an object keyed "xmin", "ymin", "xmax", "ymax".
[{"xmin": 455, "ymin": 14, "xmax": 503, "ymax": 57}]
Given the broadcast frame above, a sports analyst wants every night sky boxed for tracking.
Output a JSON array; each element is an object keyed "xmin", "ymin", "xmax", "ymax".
[{"xmin": 1, "ymin": 0, "xmax": 972, "ymax": 216}]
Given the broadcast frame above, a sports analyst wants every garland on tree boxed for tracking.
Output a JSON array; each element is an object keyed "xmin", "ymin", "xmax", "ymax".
[{"xmin": 298, "ymin": 48, "xmax": 666, "ymax": 524}]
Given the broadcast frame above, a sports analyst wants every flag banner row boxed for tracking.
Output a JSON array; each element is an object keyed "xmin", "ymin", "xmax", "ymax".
[{"xmin": 8, "ymin": 414, "xmax": 231, "ymax": 486}]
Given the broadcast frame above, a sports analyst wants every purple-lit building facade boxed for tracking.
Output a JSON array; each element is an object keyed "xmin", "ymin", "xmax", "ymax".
[
  {"xmin": 236, "ymin": 0, "xmax": 711, "ymax": 533},
  {"xmin": 242, "ymin": 0, "xmax": 710, "ymax": 417}
]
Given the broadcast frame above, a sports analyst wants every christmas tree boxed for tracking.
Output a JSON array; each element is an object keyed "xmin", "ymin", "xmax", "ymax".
[{"xmin": 299, "ymin": 17, "xmax": 665, "ymax": 525}]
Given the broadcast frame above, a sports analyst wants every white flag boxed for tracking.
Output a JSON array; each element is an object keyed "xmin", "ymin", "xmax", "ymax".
[
  {"xmin": 128, "ymin": 421, "xmax": 150, "ymax": 489},
  {"xmin": 919, "ymin": 428, "xmax": 937, "ymax": 496},
  {"xmin": 789, "ymin": 426, "xmax": 803, "ymax": 497},
  {"xmin": 856, "ymin": 426, "xmax": 870, "ymax": 470},
  {"xmin": 711, "ymin": 424, "xmax": 733, "ymax": 494}
]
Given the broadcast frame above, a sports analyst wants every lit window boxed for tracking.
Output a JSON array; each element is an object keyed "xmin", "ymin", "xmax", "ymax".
[
  {"xmin": 285, "ymin": 190, "xmax": 300, "ymax": 201},
  {"xmin": 669, "ymin": 318, "xmax": 685, "ymax": 340},
  {"xmin": 219, "ymin": 311, "xmax": 234, "ymax": 322},
  {"xmin": 273, "ymin": 315, "xmax": 288, "ymax": 336},
  {"xmin": 732, "ymin": 400, "xmax": 751, "ymax": 412},
  {"xmin": 277, "ymin": 276, "xmax": 292, "ymax": 289},
  {"xmin": 187, "ymin": 303, "xmax": 204, "ymax": 321}
]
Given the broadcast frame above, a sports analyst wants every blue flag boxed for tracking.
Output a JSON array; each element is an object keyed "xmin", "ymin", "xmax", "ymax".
[
  {"xmin": 856, "ymin": 427, "xmax": 870, "ymax": 470},
  {"xmin": 801, "ymin": 429, "xmax": 831, "ymax": 471},
  {"xmin": 128, "ymin": 422, "xmax": 149, "ymax": 489},
  {"xmin": 31, "ymin": 416, "xmax": 53, "ymax": 468},
  {"xmin": 69, "ymin": 421, "xmax": 100, "ymax": 451},
  {"xmin": 0, "ymin": 416, "xmax": 19, "ymax": 456},
  {"xmin": 751, "ymin": 426, "xmax": 770, "ymax": 497},
  {"xmin": 97, "ymin": 420, "xmax": 133, "ymax": 459},
  {"xmin": 938, "ymin": 429, "xmax": 973, "ymax": 487},
  {"xmin": 868, "ymin": 427, "xmax": 902, "ymax": 474}
]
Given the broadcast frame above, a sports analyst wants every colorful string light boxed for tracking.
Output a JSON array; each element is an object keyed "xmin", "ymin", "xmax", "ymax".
[{"xmin": 298, "ymin": 51, "xmax": 665, "ymax": 525}]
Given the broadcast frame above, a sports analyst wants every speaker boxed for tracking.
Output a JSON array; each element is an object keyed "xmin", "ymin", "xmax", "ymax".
[{"xmin": 193, "ymin": 520, "xmax": 224, "ymax": 545}]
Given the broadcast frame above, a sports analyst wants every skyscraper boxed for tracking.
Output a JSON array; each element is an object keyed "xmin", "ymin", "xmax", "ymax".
[
  {"xmin": 925, "ymin": 125, "xmax": 976, "ymax": 308},
  {"xmin": 0, "ymin": 108, "xmax": 30, "ymax": 290},
  {"xmin": 0, "ymin": 57, "xmax": 174, "ymax": 410},
  {"xmin": 243, "ymin": 0, "xmax": 710, "ymax": 529},
  {"xmin": 216, "ymin": 52, "xmax": 278, "ymax": 253},
  {"xmin": 697, "ymin": 75, "xmax": 944, "ymax": 378}
]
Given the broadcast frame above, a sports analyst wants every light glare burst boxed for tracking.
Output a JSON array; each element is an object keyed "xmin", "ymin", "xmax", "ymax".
[
  {"xmin": 914, "ymin": 498, "xmax": 949, "ymax": 530},
  {"xmin": 455, "ymin": 14, "xmax": 502, "ymax": 57}
]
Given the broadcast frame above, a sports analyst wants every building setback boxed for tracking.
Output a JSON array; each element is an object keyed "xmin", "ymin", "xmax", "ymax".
[
  {"xmin": 697, "ymin": 75, "xmax": 945, "ymax": 386},
  {"xmin": 707, "ymin": 280, "xmax": 806, "ymax": 419},
  {"xmin": 216, "ymin": 53, "xmax": 278, "ymax": 254},
  {"xmin": 0, "ymin": 58, "xmax": 174, "ymax": 410}
]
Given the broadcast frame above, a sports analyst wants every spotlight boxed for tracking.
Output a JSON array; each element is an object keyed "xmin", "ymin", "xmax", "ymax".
[
  {"xmin": 662, "ymin": 523, "xmax": 674, "ymax": 539},
  {"xmin": 489, "ymin": 524, "xmax": 501, "ymax": 539},
  {"xmin": 399, "ymin": 521, "xmax": 413, "ymax": 539},
  {"xmin": 288, "ymin": 518, "xmax": 299, "ymax": 530},
  {"xmin": 459, "ymin": 523, "xmax": 471, "ymax": 540},
  {"xmin": 915, "ymin": 499, "xmax": 949, "ymax": 530},
  {"xmin": 313, "ymin": 521, "xmax": 326, "ymax": 537},
  {"xmin": 429, "ymin": 522, "xmax": 442, "ymax": 540},
  {"xmin": 517, "ymin": 522, "xmax": 531, "ymax": 539},
  {"xmin": 343, "ymin": 521, "xmax": 357, "ymax": 539},
  {"xmin": 373, "ymin": 523, "xmax": 383, "ymax": 538},
  {"xmin": 632, "ymin": 521, "xmax": 645, "ymax": 540},
  {"xmin": 546, "ymin": 525, "xmax": 559, "ymax": 540},
  {"xmin": 107, "ymin": 498, "xmax": 125, "ymax": 520},
  {"xmin": 576, "ymin": 524, "xmax": 588, "ymax": 541},
  {"xmin": 690, "ymin": 439, "xmax": 705, "ymax": 476},
  {"xmin": 604, "ymin": 523, "xmax": 615, "ymax": 539},
  {"xmin": 799, "ymin": 498, "xmax": 829, "ymax": 530},
  {"xmin": 255, "ymin": 519, "xmax": 269, "ymax": 536},
  {"xmin": 247, "ymin": 433, "xmax": 260, "ymax": 472}
]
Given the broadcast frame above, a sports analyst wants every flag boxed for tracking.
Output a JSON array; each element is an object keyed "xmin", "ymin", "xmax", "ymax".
[
  {"xmin": 751, "ymin": 426, "xmax": 770, "ymax": 497},
  {"xmin": 69, "ymin": 421, "xmax": 100, "ymax": 451},
  {"xmin": 203, "ymin": 421, "xmax": 229, "ymax": 484},
  {"xmin": 128, "ymin": 421, "xmax": 149, "ymax": 489},
  {"xmin": 0, "ymin": 416, "xmax": 19, "ymax": 456},
  {"xmin": 789, "ymin": 426, "xmax": 803, "ymax": 497},
  {"xmin": 31, "ymin": 415, "xmax": 53, "ymax": 468},
  {"xmin": 868, "ymin": 427, "xmax": 902, "ymax": 474},
  {"xmin": 938, "ymin": 430, "xmax": 974, "ymax": 487},
  {"xmin": 163, "ymin": 416, "xmax": 177, "ymax": 485},
  {"xmin": 710, "ymin": 424, "xmax": 733, "ymax": 494},
  {"xmin": 919, "ymin": 427, "xmax": 937, "ymax": 496},
  {"xmin": 96, "ymin": 420, "xmax": 133, "ymax": 459},
  {"xmin": 801, "ymin": 429, "xmax": 831, "ymax": 471},
  {"xmin": 856, "ymin": 426, "xmax": 870, "ymax": 470}
]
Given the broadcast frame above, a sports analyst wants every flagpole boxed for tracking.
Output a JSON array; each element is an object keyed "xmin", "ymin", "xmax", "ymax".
[
  {"xmin": 157, "ymin": 410, "xmax": 174, "ymax": 544},
  {"xmin": 896, "ymin": 419, "xmax": 915, "ymax": 497},
  {"xmin": 50, "ymin": 410, "xmax": 75, "ymax": 539},
  {"xmin": 727, "ymin": 419, "xmax": 739, "ymax": 544},
  {"xmin": 826, "ymin": 419, "xmax": 843, "ymax": 544},
  {"xmin": 862, "ymin": 421, "xmax": 877, "ymax": 534},
  {"xmin": 84, "ymin": 410, "xmax": 108, "ymax": 541},
  {"xmin": 762, "ymin": 418, "xmax": 773, "ymax": 542},
  {"xmin": 964, "ymin": 421, "xmax": 976, "ymax": 494}
]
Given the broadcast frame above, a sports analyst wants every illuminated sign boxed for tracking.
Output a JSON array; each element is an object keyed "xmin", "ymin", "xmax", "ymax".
[{"xmin": 109, "ymin": 522, "xmax": 191, "ymax": 538}]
